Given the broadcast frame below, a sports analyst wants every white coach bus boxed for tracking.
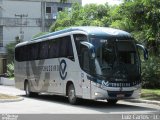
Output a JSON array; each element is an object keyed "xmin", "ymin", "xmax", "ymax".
[{"xmin": 15, "ymin": 26, "xmax": 148, "ymax": 104}]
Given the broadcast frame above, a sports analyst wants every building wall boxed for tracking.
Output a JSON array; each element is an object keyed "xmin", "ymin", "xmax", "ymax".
[
  {"xmin": 0, "ymin": 0, "xmax": 82, "ymax": 74},
  {"xmin": 2, "ymin": 1, "xmax": 41, "ymax": 18},
  {"xmin": 3, "ymin": 27, "xmax": 41, "ymax": 46},
  {"xmin": 2, "ymin": 0, "xmax": 42, "ymax": 46},
  {"xmin": 0, "ymin": 26, "xmax": 3, "ymax": 47},
  {"xmin": 8, "ymin": 0, "xmax": 82, "ymax": 4},
  {"xmin": 1, "ymin": 0, "xmax": 81, "ymax": 44},
  {"xmin": 0, "ymin": 56, "xmax": 7, "ymax": 75}
]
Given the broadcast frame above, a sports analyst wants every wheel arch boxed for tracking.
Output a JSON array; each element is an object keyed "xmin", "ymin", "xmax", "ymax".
[
  {"xmin": 24, "ymin": 79, "xmax": 28, "ymax": 90},
  {"xmin": 66, "ymin": 81, "xmax": 74, "ymax": 96}
]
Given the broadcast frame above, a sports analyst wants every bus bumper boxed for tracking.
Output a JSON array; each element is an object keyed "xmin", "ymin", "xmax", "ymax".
[{"xmin": 91, "ymin": 84, "xmax": 141, "ymax": 100}]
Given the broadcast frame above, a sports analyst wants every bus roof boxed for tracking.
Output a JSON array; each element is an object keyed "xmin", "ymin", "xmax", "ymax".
[
  {"xmin": 16, "ymin": 26, "xmax": 132, "ymax": 47},
  {"xmin": 32, "ymin": 26, "xmax": 131, "ymax": 41}
]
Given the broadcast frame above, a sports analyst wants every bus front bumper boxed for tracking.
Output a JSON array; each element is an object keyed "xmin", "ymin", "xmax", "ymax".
[{"xmin": 92, "ymin": 85, "xmax": 141, "ymax": 100}]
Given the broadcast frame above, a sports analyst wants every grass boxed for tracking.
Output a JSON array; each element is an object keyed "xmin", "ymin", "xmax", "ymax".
[
  {"xmin": 0, "ymin": 93, "xmax": 19, "ymax": 99},
  {"xmin": 9, "ymin": 77, "xmax": 14, "ymax": 80},
  {"xmin": 141, "ymin": 89, "xmax": 160, "ymax": 101}
]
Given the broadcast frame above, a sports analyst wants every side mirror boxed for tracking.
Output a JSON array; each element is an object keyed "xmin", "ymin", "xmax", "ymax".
[
  {"xmin": 136, "ymin": 44, "xmax": 148, "ymax": 60},
  {"xmin": 80, "ymin": 41, "xmax": 96, "ymax": 59},
  {"xmin": 80, "ymin": 42, "xmax": 96, "ymax": 75}
]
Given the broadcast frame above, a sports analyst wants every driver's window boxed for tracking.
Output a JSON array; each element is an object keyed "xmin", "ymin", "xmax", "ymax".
[{"xmin": 102, "ymin": 43, "xmax": 115, "ymax": 65}]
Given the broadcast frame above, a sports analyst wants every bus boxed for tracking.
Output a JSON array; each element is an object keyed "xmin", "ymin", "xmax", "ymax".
[{"xmin": 15, "ymin": 26, "xmax": 148, "ymax": 104}]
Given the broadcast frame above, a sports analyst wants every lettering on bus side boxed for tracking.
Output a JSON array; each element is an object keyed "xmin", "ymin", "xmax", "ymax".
[
  {"xmin": 26, "ymin": 60, "xmax": 49, "ymax": 91},
  {"xmin": 59, "ymin": 59, "xmax": 67, "ymax": 80}
]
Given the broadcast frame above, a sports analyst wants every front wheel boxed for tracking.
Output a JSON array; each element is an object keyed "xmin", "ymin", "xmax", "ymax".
[
  {"xmin": 107, "ymin": 99, "xmax": 118, "ymax": 104},
  {"xmin": 67, "ymin": 84, "xmax": 78, "ymax": 105}
]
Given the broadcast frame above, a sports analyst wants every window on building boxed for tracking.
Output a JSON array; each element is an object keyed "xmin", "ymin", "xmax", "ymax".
[
  {"xmin": 58, "ymin": 7, "xmax": 63, "ymax": 12},
  {"xmin": 0, "ymin": 40, "xmax": 2, "ymax": 47},
  {"xmin": 0, "ymin": 26, "xmax": 3, "ymax": 47},
  {"xmin": 46, "ymin": 7, "xmax": 51, "ymax": 13}
]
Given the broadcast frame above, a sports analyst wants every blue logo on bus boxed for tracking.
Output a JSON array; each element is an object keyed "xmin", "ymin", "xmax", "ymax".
[{"xmin": 59, "ymin": 59, "xmax": 67, "ymax": 80}]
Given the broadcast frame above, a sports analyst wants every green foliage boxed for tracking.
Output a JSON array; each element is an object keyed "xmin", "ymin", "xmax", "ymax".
[
  {"xmin": 141, "ymin": 89, "xmax": 160, "ymax": 100},
  {"xmin": 110, "ymin": 0, "xmax": 160, "ymax": 55},
  {"xmin": 7, "ymin": 62, "xmax": 14, "ymax": 77},
  {"xmin": 5, "ymin": 42, "xmax": 16, "ymax": 64},
  {"xmin": 142, "ymin": 56, "xmax": 160, "ymax": 88},
  {"xmin": 48, "ymin": 1, "xmax": 160, "ymax": 88},
  {"xmin": 5, "ymin": 37, "xmax": 21, "ymax": 77},
  {"xmin": 5, "ymin": 38, "xmax": 21, "ymax": 64},
  {"xmin": 33, "ymin": 32, "xmax": 49, "ymax": 38},
  {"xmin": 49, "ymin": 3, "xmax": 110, "ymax": 32}
]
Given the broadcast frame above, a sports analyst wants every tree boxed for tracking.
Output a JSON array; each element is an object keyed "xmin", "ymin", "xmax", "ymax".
[
  {"xmin": 49, "ymin": 3, "xmax": 110, "ymax": 32},
  {"xmin": 5, "ymin": 36, "xmax": 21, "ymax": 64},
  {"xmin": 5, "ymin": 37, "xmax": 21, "ymax": 77},
  {"xmin": 110, "ymin": 0, "xmax": 160, "ymax": 56},
  {"xmin": 32, "ymin": 32, "xmax": 49, "ymax": 38},
  {"xmin": 49, "ymin": 1, "xmax": 160, "ymax": 88}
]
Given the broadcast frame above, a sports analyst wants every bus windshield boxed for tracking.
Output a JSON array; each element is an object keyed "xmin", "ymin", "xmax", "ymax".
[{"xmin": 91, "ymin": 37, "xmax": 140, "ymax": 81}]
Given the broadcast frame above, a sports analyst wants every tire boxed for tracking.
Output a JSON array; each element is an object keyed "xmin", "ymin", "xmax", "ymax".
[
  {"xmin": 107, "ymin": 99, "xmax": 118, "ymax": 104},
  {"xmin": 67, "ymin": 84, "xmax": 78, "ymax": 105},
  {"xmin": 25, "ymin": 81, "xmax": 38, "ymax": 97}
]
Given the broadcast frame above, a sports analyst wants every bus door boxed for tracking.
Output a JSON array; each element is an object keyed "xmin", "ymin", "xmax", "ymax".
[{"xmin": 80, "ymin": 43, "xmax": 93, "ymax": 99}]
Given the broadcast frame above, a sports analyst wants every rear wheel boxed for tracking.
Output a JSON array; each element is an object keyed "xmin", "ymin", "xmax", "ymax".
[
  {"xmin": 25, "ymin": 81, "xmax": 38, "ymax": 97},
  {"xmin": 67, "ymin": 84, "xmax": 78, "ymax": 105},
  {"xmin": 107, "ymin": 99, "xmax": 118, "ymax": 104}
]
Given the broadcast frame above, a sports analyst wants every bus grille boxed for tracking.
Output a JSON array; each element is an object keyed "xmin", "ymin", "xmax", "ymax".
[{"xmin": 107, "ymin": 91, "xmax": 134, "ymax": 98}]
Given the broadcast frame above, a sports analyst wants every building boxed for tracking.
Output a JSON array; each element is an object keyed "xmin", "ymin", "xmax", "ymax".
[{"xmin": 0, "ymin": 0, "xmax": 82, "ymax": 75}]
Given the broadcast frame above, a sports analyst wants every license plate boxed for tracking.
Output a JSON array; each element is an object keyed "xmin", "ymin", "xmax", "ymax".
[{"xmin": 117, "ymin": 94, "xmax": 125, "ymax": 98}]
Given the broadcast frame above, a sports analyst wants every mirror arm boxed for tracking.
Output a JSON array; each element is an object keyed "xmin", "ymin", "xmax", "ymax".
[{"xmin": 136, "ymin": 44, "xmax": 148, "ymax": 60}]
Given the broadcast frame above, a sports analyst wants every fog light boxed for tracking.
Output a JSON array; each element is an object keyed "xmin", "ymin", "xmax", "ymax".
[
  {"xmin": 95, "ymin": 92, "xmax": 99, "ymax": 96},
  {"xmin": 94, "ymin": 92, "xmax": 104, "ymax": 98},
  {"xmin": 95, "ymin": 92, "xmax": 102, "ymax": 96}
]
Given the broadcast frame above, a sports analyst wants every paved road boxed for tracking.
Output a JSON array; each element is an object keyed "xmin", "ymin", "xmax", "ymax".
[{"xmin": 0, "ymin": 86, "xmax": 159, "ymax": 114}]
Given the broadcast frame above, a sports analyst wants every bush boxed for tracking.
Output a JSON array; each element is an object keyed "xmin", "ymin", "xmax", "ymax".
[
  {"xmin": 142, "ymin": 56, "xmax": 160, "ymax": 89},
  {"xmin": 7, "ymin": 62, "xmax": 14, "ymax": 77},
  {"xmin": 6, "ymin": 37, "xmax": 22, "ymax": 64}
]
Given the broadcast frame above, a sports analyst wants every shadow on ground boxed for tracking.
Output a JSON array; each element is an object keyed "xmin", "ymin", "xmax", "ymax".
[{"xmin": 20, "ymin": 94, "xmax": 158, "ymax": 114}]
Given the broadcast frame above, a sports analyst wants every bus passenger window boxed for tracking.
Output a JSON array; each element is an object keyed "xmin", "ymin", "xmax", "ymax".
[
  {"xmin": 48, "ymin": 39, "xmax": 59, "ymax": 58},
  {"xmin": 59, "ymin": 36, "xmax": 74, "ymax": 61},
  {"xmin": 39, "ymin": 42, "xmax": 49, "ymax": 59},
  {"xmin": 73, "ymin": 34, "xmax": 87, "ymax": 56}
]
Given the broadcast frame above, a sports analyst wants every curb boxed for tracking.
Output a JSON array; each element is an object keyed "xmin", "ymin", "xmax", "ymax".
[
  {"xmin": 0, "ymin": 96, "xmax": 24, "ymax": 103},
  {"xmin": 0, "ymin": 77, "xmax": 15, "ymax": 86},
  {"xmin": 125, "ymin": 99, "xmax": 160, "ymax": 106}
]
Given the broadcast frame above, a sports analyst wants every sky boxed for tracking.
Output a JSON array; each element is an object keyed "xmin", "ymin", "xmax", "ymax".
[{"xmin": 82, "ymin": 0, "xmax": 123, "ymax": 6}]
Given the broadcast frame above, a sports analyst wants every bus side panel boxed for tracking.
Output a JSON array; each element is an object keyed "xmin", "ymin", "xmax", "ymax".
[
  {"xmin": 15, "ymin": 61, "xmax": 27, "ymax": 90},
  {"xmin": 57, "ymin": 58, "xmax": 82, "ymax": 97},
  {"xmin": 81, "ymin": 72, "xmax": 92, "ymax": 99},
  {"xmin": 47, "ymin": 58, "xmax": 62, "ymax": 93},
  {"xmin": 28, "ymin": 60, "xmax": 50, "ymax": 93}
]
